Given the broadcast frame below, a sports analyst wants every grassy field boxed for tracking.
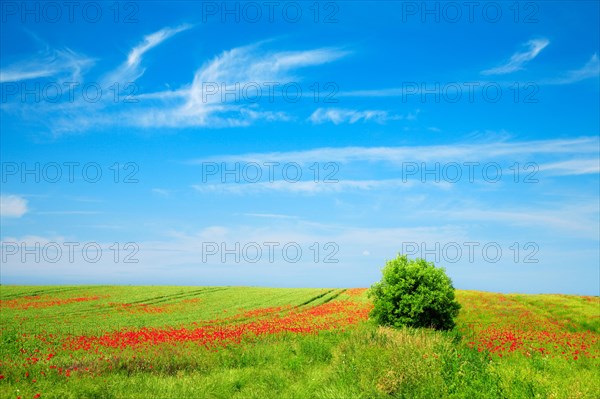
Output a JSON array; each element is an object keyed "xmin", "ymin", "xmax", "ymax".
[{"xmin": 0, "ymin": 286, "xmax": 598, "ymax": 398}]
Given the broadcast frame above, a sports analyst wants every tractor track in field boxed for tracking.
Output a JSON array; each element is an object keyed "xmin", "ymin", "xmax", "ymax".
[
  {"xmin": 123, "ymin": 287, "xmax": 227, "ymax": 306},
  {"xmin": 2, "ymin": 288, "xmax": 356, "ymax": 336},
  {"xmin": 296, "ymin": 289, "xmax": 337, "ymax": 308},
  {"xmin": 12, "ymin": 287, "xmax": 229, "ymax": 321},
  {"xmin": 184, "ymin": 289, "xmax": 348, "ymax": 328},
  {"xmin": 0, "ymin": 286, "xmax": 102, "ymax": 300},
  {"xmin": 321, "ymin": 289, "xmax": 347, "ymax": 304}
]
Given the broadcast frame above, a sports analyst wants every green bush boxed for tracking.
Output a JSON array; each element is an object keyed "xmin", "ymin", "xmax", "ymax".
[{"xmin": 369, "ymin": 255, "xmax": 461, "ymax": 331}]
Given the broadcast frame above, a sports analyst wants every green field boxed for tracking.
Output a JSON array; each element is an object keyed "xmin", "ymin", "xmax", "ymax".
[{"xmin": 1, "ymin": 286, "xmax": 599, "ymax": 398}]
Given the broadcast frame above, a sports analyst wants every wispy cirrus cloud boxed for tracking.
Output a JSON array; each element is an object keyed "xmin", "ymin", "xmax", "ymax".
[
  {"xmin": 35, "ymin": 211, "xmax": 100, "ymax": 215},
  {"xmin": 184, "ymin": 44, "xmax": 348, "ymax": 107},
  {"xmin": 0, "ymin": 25, "xmax": 192, "ymax": 135},
  {"xmin": 481, "ymin": 38, "xmax": 549, "ymax": 75},
  {"xmin": 104, "ymin": 43, "xmax": 349, "ymax": 129},
  {"xmin": 191, "ymin": 137, "xmax": 599, "ymax": 170},
  {"xmin": 340, "ymin": 52, "xmax": 598, "ymax": 97},
  {"xmin": 537, "ymin": 158, "xmax": 600, "ymax": 176},
  {"xmin": 431, "ymin": 202, "xmax": 599, "ymax": 239},
  {"xmin": 308, "ymin": 108, "xmax": 410, "ymax": 124},
  {"xmin": 192, "ymin": 179, "xmax": 424, "ymax": 195},
  {"xmin": 151, "ymin": 188, "xmax": 172, "ymax": 197},
  {"xmin": 189, "ymin": 137, "xmax": 599, "ymax": 195},
  {"xmin": 43, "ymin": 39, "xmax": 348, "ymax": 133},
  {"xmin": 0, "ymin": 47, "xmax": 94, "ymax": 83},
  {"xmin": 242, "ymin": 213, "xmax": 300, "ymax": 219},
  {"xmin": 104, "ymin": 24, "xmax": 193, "ymax": 85},
  {"xmin": 545, "ymin": 53, "xmax": 600, "ymax": 85},
  {"xmin": 1, "ymin": 235, "xmax": 66, "ymax": 246}
]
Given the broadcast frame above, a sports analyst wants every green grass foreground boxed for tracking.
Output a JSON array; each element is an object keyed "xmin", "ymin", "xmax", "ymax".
[{"xmin": 1, "ymin": 286, "xmax": 598, "ymax": 398}]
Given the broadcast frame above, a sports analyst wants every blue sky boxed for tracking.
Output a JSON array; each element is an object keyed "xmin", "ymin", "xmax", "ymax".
[{"xmin": 1, "ymin": 1, "xmax": 598, "ymax": 295}]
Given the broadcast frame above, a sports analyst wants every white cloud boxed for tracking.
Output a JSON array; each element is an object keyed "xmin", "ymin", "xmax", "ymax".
[
  {"xmin": 430, "ymin": 204, "xmax": 599, "ymax": 239},
  {"xmin": 0, "ymin": 48, "xmax": 94, "ymax": 83},
  {"xmin": 192, "ymin": 137, "xmax": 599, "ymax": 167},
  {"xmin": 36, "ymin": 211, "xmax": 100, "ymax": 215},
  {"xmin": 340, "ymin": 87, "xmax": 406, "ymax": 97},
  {"xmin": 178, "ymin": 45, "xmax": 348, "ymax": 121},
  {"xmin": 105, "ymin": 24, "xmax": 192, "ymax": 84},
  {"xmin": 128, "ymin": 25, "xmax": 192, "ymax": 67},
  {"xmin": 538, "ymin": 158, "xmax": 600, "ymax": 176},
  {"xmin": 141, "ymin": 223, "xmax": 469, "ymax": 264},
  {"xmin": 1, "ymin": 235, "xmax": 65, "ymax": 246},
  {"xmin": 190, "ymin": 44, "xmax": 347, "ymax": 93},
  {"xmin": 151, "ymin": 188, "xmax": 171, "ymax": 197},
  {"xmin": 481, "ymin": 38, "xmax": 549, "ymax": 75},
  {"xmin": 1, "ymin": 24, "xmax": 193, "ymax": 135},
  {"xmin": 47, "ymin": 41, "xmax": 348, "ymax": 133},
  {"xmin": 308, "ymin": 108, "xmax": 403, "ymax": 124},
  {"xmin": 192, "ymin": 179, "xmax": 436, "ymax": 195},
  {"xmin": 136, "ymin": 44, "xmax": 347, "ymax": 102},
  {"xmin": 0, "ymin": 195, "xmax": 28, "ymax": 218},
  {"xmin": 342, "ymin": 52, "xmax": 597, "ymax": 98},
  {"xmin": 117, "ymin": 44, "xmax": 348, "ymax": 128},
  {"xmin": 546, "ymin": 53, "xmax": 600, "ymax": 85},
  {"xmin": 1, "ymin": 216, "xmax": 596, "ymax": 291},
  {"xmin": 242, "ymin": 213, "xmax": 300, "ymax": 219}
]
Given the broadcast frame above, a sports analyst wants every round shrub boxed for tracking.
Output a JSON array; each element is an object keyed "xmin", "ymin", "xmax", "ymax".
[{"xmin": 368, "ymin": 254, "xmax": 461, "ymax": 331}]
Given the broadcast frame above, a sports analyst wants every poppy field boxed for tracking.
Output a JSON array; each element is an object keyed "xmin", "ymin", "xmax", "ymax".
[{"xmin": 1, "ymin": 286, "xmax": 598, "ymax": 398}]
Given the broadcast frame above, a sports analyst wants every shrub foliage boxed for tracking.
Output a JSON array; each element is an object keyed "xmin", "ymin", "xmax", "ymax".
[{"xmin": 369, "ymin": 255, "xmax": 461, "ymax": 330}]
